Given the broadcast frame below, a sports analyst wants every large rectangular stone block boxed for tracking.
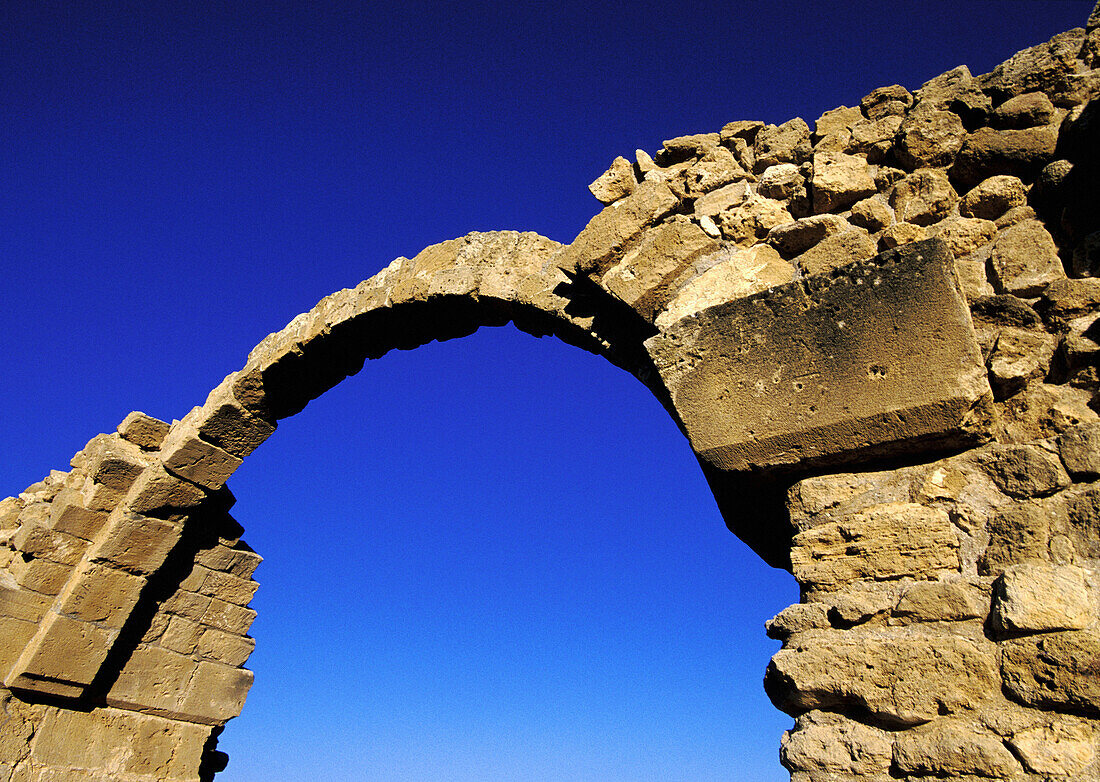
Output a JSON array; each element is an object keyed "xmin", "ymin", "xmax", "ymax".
[
  {"xmin": 646, "ymin": 239, "xmax": 992, "ymax": 477},
  {"xmin": 5, "ymin": 613, "xmax": 113, "ymax": 698}
]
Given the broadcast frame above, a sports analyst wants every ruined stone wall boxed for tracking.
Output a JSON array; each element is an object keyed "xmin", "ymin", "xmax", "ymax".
[{"xmin": 2, "ymin": 7, "xmax": 1100, "ymax": 781}]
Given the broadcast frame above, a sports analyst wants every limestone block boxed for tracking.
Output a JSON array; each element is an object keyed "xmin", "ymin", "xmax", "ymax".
[
  {"xmin": 11, "ymin": 524, "xmax": 86, "ymax": 566},
  {"xmin": 599, "ymin": 219, "xmax": 720, "ymax": 320},
  {"xmin": 0, "ymin": 616, "xmax": 37, "ymax": 675},
  {"xmin": 892, "ymin": 720, "xmax": 1021, "ymax": 778},
  {"xmin": 178, "ymin": 661, "xmax": 253, "ymax": 725},
  {"xmin": 5, "ymin": 613, "xmax": 113, "ymax": 698},
  {"xmin": 197, "ymin": 375, "xmax": 277, "ymax": 459},
  {"xmin": 894, "ymin": 109, "xmax": 966, "ymax": 169},
  {"xmin": 979, "ymin": 444, "xmax": 1070, "ymax": 499},
  {"xmin": 765, "ymin": 602, "xmax": 831, "ymax": 640},
  {"xmin": 714, "ymin": 193, "xmax": 792, "ymax": 246},
  {"xmin": 125, "ymin": 463, "xmax": 207, "ymax": 515},
  {"xmin": 757, "ymin": 163, "xmax": 806, "ymax": 205},
  {"xmin": 780, "ymin": 711, "xmax": 892, "ymax": 776},
  {"xmin": 790, "ymin": 503, "xmax": 959, "ymax": 592},
  {"xmin": 1008, "ymin": 721, "xmax": 1097, "ymax": 776},
  {"xmin": 57, "ymin": 563, "xmax": 146, "ymax": 627},
  {"xmin": 848, "ymin": 198, "xmax": 892, "ymax": 232},
  {"xmin": 115, "ymin": 411, "xmax": 170, "ymax": 450},
  {"xmin": 992, "ymin": 564, "xmax": 1094, "ymax": 633},
  {"xmin": 201, "ymin": 597, "xmax": 257, "ymax": 635},
  {"xmin": 194, "ymin": 542, "xmax": 262, "ymax": 579},
  {"xmin": 0, "ymin": 497, "xmax": 22, "ymax": 530},
  {"xmin": 793, "ymin": 229, "xmax": 877, "ymax": 276},
  {"xmin": 1039, "ymin": 277, "xmax": 1100, "ymax": 325},
  {"xmin": 889, "ymin": 168, "xmax": 957, "ymax": 226},
  {"xmin": 813, "ymin": 106, "xmax": 863, "ymax": 138},
  {"xmin": 198, "ymin": 569, "xmax": 259, "ymax": 607},
  {"xmin": 979, "ymin": 28, "xmax": 1086, "ymax": 103},
  {"xmin": 950, "ymin": 125, "xmax": 1059, "ymax": 188},
  {"xmin": 555, "ymin": 180, "xmax": 678, "ymax": 275},
  {"xmin": 894, "ymin": 580, "xmax": 982, "ymax": 622},
  {"xmin": 588, "ymin": 155, "xmax": 636, "ymax": 204},
  {"xmin": 161, "ymin": 589, "xmax": 213, "ymax": 622},
  {"xmin": 989, "ymin": 219, "xmax": 1066, "ymax": 297},
  {"xmin": 1001, "ymin": 629, "xmax": 1100, "ymax": 715},
  {"xmin": 753, "ymin": 118, "xmax": 811, "ymax": 172},
  {"xmin": 959, "ymin": 175, "xmax": 1028, "ymax": 220},
  {"xmin": 1059, "ymin": 421, "xmax": 1100, "ymax": 478},
  {"xmin": 719, "ymin": 119, "xmax": 764, "ymax": 145},
  {"xmin": 655, "ymin": 245, "xmax": 795, "ymax": 328},
  {"xmin": 928, "ymin": 216, "xmax": 997, "ymax": 258},
  {"xmin": 766, "ymin": 628, "xmax": 999, "ymax": 726},
  {"xmin": 646, "ymin": 240, "xmax": 992, "ymax": 478},
  {"xmin": 987, "ymin": 326, "xmax": 1057, "ymax": 398},
  {"xmin": 89, "ymin": 509, "xmax": 180, "ymax": 575},
  {"xmin": 159, "ymin": 616, "xmax": 205, "ymax": 655},
  {"xmin": 827, "ymin": 586, "xmax": 895, "ymax": 627},
  {"xmin": 850, "ymin": 114, "xmax": 903, "ymax": 159},
  {"xmin": 107, "ymin": 644, "xmax": 197, "ymax": 714},
  {"xmin": 159, "ymin": 423, "xmax": 244, "ymax": 491},
  {"xmin": 766, "ymin": 214, "xmax": 848, "ymax": 258},
  {"xmin": 811, "ymin": 151, "xmax": 876, "ymax": 214},
  {"xmin": 861, "ymin": 84, "xmax": 913, "ymax": 119},
  {"xmin": 47, "ymin": 489, "xmax": 107, "ymax": 540},
  {"xmin": 0, "ymin": 584, "xmax": 50, "ymax": 623},
  {"xmin": 196, "ymin": 627, "xmax": 255, "ymax": 666},
  {"xmin": 660, "ymin": 132, "xmax": 719, "ymax": 162},
  {"xmin": 981, "ymin": 498, "xmax": 1060, "ymax": 573},
  {"xmin": 692, "ymin": 181, "xmax": 750, "ymax": 218},
  {"xmin": 8, "ymin": 557, "xmax": 70, "ymax": 596},
  {"xmin": 80, "ymin": 434, "xmax": 150, "ymax": 494},
  {"xmin": 998, "ymin": 382, "xmax": 1100, "ymax": 444},
  {"xmin": 677, "ymin": 147, "xmax": 745, "ymax": 196}
]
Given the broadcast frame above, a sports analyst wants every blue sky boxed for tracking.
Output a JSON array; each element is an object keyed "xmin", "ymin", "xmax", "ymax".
[{"xmin": 1, "ymin": 1, "xmax": 1092, "ymax": 779}]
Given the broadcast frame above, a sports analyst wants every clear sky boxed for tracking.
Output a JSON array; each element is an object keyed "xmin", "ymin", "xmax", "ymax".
[{"xmin": 1, "ymin": 2, "xmax": 1092, "ymax": 780}]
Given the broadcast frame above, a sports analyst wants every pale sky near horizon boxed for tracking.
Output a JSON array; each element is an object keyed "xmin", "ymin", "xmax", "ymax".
[{"xmin": 1, "ymin": 2, "xmax": 1093, "ymax": 779}]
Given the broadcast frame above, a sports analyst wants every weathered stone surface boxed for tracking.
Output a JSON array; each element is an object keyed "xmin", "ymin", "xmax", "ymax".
[
  {"xmin": 981, "ymin": 444, "xmax": 1071, "ymax": 499},
  {"xmin": 715, "ymin": 193, "xmax": 793, "ymax": 246},
  {"xmin": 600, "ymin": 218, "xmax": 720, "ymax": 320},
  {"xmin": 894, "ymin": 109, "xmax": 966, "ymax": 169},
  {"xmin": 894, "ymin": 580, "xmax": 982, "ymax": 622},
  {"xmin": 860, "ymin": 84, "xmax": 913, "ymax": 119},
  {"xmin": 791, "ymin": 503, "xmax": 959, "ymax": 592},
  {"xmin": 1059, "ymin": 421, "xmax": 1100, "ymax": 477},
  {"xmin": 588, "ymin": 155, "xmax": 636, "ymax": 204},
  {"xmin": 811, "ymin": 151, "xmax": 876, "ymax": 213},
  {"xmin": 115, "ymin": 411, "xmax": 170, "ymax": 450},
  {"xmin": 660, "ymin": 132, "xmax": 719, "ymax": 162},
  {"xmin": 958, "ymin": 174, "xmax": 1028, "ymax": 220},
  {"xmin": 991, "ymin": 91, "xmax": 1056, "ymax": 129},
  {"xmin": 757, "ymin": 163, "xmax": 807, "ymax": 207},
  {"xmin": 767, "ymin": 628, "xmax": 999, "ymax": 726},
  {"xmin": 992, "ymin": 563, "xmax": 1094, "ymax": 633},
  {"xmin": 879, "ymin": 221, "xmax": 926, "ymax": 249},
  {"xmin": 951, "ymin": 125, "xmax": 1059, "ymax": 188},
  {"xmin": 754, "ymin": 118, "xmax": 812, "ymax": 172},
  {"xmin": 1001, "ymin": 629, "xmax": 1100, "ymax": 715},
  {"xmin": 765, "ymin": 602, "xmax": 831, "ymax": 640},
  {"xmin": 766, "ymin": 214, "xmax": 848, "ymax": 257},
  {"xmin": 1008, "ymin": 721, "xmax": 1097, "ymax": 776},
  {"xmin": 159, "ymin": 423, "xmax": 244, "ymax": 492},
  {"xmin": 848, "ymin": 198, "xmax": 892, "ymax": 232},
  {"xmin": 5, "ymin": 613, "xmax": 112, "ymax": 697},
  {"xmin": 980, "ymin": 28, "xmax": 1088, "ymax": 103},
  {"xmin": 556, "ymin": 180, "xmax": 678, "ymax": 274},
  {"xmin": 989, "ymin": 219, "xmax": 1067, "ymax": 297},
  {"xmin": 928, "ymin": 216, "xmax": 997, "ymax": 259},
  {"xmin": 654, "ymin": 245, "xmax": 794, "ymax": 328},
  {"xmin": 889, "ymin": 168, "xmax": 957, "ymax": 226},
  {"xmin": 780, "ymin": 711, "xmax": 892, "ymax": 776},
  {"xmin": 676, "ymin": 147, "xmax": 746, "ymax": 196},
  {"xmin": 646, "ymin": 240, "xmax": 991, "ymax": 477},
  {"xmin": 793, "ymin": 230, "xmax": 877, "ymax": 275},
  {"xmin": 987, "ymin": 326, "xmax": 1057, "ymax": 398},
  {"xmin": 892, "ymin": 720, "xmax": 1021, "ymax": 778}
]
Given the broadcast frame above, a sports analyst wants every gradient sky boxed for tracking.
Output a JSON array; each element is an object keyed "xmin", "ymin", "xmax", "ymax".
[{"xmin": 1, "ymin": 2, "xmax": 1093, "ymax": 780}]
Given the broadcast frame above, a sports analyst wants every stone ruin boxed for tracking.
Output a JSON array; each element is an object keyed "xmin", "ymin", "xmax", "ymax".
[{"xmin": 3, "ymin": 8, "xmax": 1100, "ymax": 781}]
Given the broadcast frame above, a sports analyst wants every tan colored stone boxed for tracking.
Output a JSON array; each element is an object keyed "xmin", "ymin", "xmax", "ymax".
[
  {"xmin": 654, "ymin": 245, "xmax": 795, "ymax": 328},
  {"xmin": 951, "ymin": 125, "xmax": 1059, "ymax": 188},
  {"xmin": 767, "ymin": 628, "xmax": 999, "ymax": 726},
  {"xmin": 987, "ymin": 325, "xmax": 1056, "ymax": 396},
  {"xmin": 195, "ymin": 627, "xmax": 255, "ymax": 667},
  {"xmin": 753, "ymin": 118, "xmax": 811, "ymax": 172},
  {"xmin": 158, "ymin": 423, "xmax": 244, "ymax": 491},
  {"xmin": 781, "ymin": 710, "xmax": 892, "ymax": 776},
  {"xmin": 80, "ymin": 434, "xmax": 150, "ymax": 494},
  {"xmin": 981, "ymin": 444, "xmax": 1071, "ymax": 499},
  {"xmin": 159, "ymin": 615, "xmax": 205, "ymax": 655},
  {"xmin": 107, "ymin": 644, "xmax": 196, "ymax": 713},
  {"xmin": 161, "ymin": 589, "xmax": 213, "ymax": 622},
  {"xmin": 892, "ymin": 720, "xmax": 1022, "ymax": 778},
  {"xmin": 556, "ymin": 180, "xmax": 678, "ymax": 274},
  {"xmin": 999, "ymin": 382, "xmax": 1100, "ymax": 443},
  {"xmin": 588, "ymin": 155, "xmax": 636, "ymax": 204},
  {"xmin": 890, "ymin": 168, "xmax": 957, "ymax": 226},
  {"xmin": 756, "ymin": 163, "xmax": 807, "ymax": 210},
  {"xmin": 201, "ymin": 597, "xmax": 256, "ymax": 635},
  {"xmin": 1059, "ymin": 421, "xmax": 1100, "ymax": 478},
  {"xmin": 848, "ymin": 198, "xmax": 892, "ymax": 232},
  {"xmin": 765, "ymin": 602, "xmax": 831, "ymax": 640},
  {"xmin": 677, "ymin": 146, "xmax": 746, "ymax": 196},
  {"xmin": 793, "ymin": 230, "xmax": 877, "ymax": 276},
  {"xmin": 993, "ymin": 564, "xmax": 1094, "ymax": 633},
  {"xmin": 196, "ymin": 376, "xmax": 277, "ymax": 459},
  {"xmin": 813, "ymin": 106, "xmax": 863, "ymax": 138},
  {"xmin": 929, "ymin": 216, "xmax": 997, "ymax": 258},
  {"xmin": 46, "ymin": 489, "xmax": 106, "ymax": 541},
  {"xmin": 715, "ymin": 193, "xmax": 793, "ymax": 246},
  {"xmin": 811, "ymin": 151, "xmax": 876, "ymax": 214},
  {"xmin": 1008, "ymin": 721, "xmax": 1097, "ymax": 776},
  {"xmin": 5, "ymin": 613, "xmax": 112, "ymax": 697},
  {"xmin": 0, "ymin": 616, "xmax": 37, "ymax": 675},
  {"xmin": 600, "ymin": 219, "xmax": 720, "ymax": 321},
  {"xmin": 57, "ymin": 563, "xmax": 145, "ymax": 627},
  {"xmin": 115, "ymin": 411, "xmax": 170, "ymax": 450},
  {"xmin": 660, "ymin": 132, "xmax": 719, "ymax": 161},
  {"xmin": 895, "ymin": 109, "xmax": 966, "ymax": 169},
  {"xmin": 860, "ymin": 84, "xmax": 913, "ymax": 119},
  {"xmin": 959, "ymin": 175, "xmax": 1028, "ymax": 220},
  {"xmin": 194, "ymin": 542, "xmax": 262, "ymax": 579},
  {"xmin": 12, "ymin": 524, "xmax": 85, "ymax": 566},
  {"xmin": 124, "ymin": 463, "xmax": 207, "ymax": 515},
  {"xmin": 989, "ymin": 219, "xmax": 1066, "ymax": 297},
  {"xmin": 879, "ymin": 221, "xmax": 927, "ymax": 249},
  {"xmin": 8, "ymin": 557, "xmax": 70, "ymax": 596},
  {"xmin": 178, "ymin": 661, "xmax": 253, "ymax": 724},
  {"xmin": 1001, "ymin": 629, "xmax": 1100, "ymax": 716},
  {"xmin": 646, "ymin": 240, "xmax": 992, "ymax": 478},
  {"xmin": 791, "ymin": 502, "xmax": 959, "ymax": 592},
  {"xmin": 0, "ymin": 583, "xmax": 50, "ymax": 624},
  {"xmin": 894, "ymin": 580, "xmax": 982, "ymax": 622},
  {"xmin": 766, "ymin": 214, "xmax": 848, "ymax": 257},
  {"xmin": 89, "ymin": 509, "xmax": 180, "ymax": 576}
]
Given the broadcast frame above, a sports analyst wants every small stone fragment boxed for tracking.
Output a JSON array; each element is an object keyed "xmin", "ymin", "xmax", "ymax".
[
  {"xmin": 757, "ymin": 163, "xmax": 807, "ymax": 209},
  {"xmin": 587, "ymin": 155, "xmax": 636, "ymax": 204},
  {"xmin": 929, "ymin": 216, "xmax": 997, "ymax": 257},
  {"xmin": 879, "ymin": 222, "xmax": 926, "ymax": 249}
]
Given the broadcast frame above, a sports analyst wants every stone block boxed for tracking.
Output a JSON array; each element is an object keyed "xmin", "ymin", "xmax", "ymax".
[
  {"xmin": 197, "ymin": 569, "xmax": 259, "ymax": 606},
  {"xmin": 57, "ymin": 563, "xmax": 146, "ymax": 627},
  {"xmin": 11, "ymin": 523, "xmax": 86, "ymax": 566},
  {"xmin": 197, "ymin": 375, "xmax": 277, "ymax": 458},
  {"xmin": 780, "ymin": 710, "xmax": 891, "ymax": 776},
  {"xmin": 889, "ymin": 168, "xmax": 958, "ymax": 226},
  {"xmin": 646, "ymin": 239, "xmax": 992, "ymax": 478},
  {"xmin": 125, "ymin": 464, "xmax": 207, "ymax": 515},
  {"xmin": 1001, "ymin": 629, "xmax": 1100, "ymax": 716},
  {"xmin": 158, "ymin": 615, "xmax": 204, "ymax": 655},
  {"xmin": 892, "ymin": 720, "xmax": 1021, "ymax": 778},
  {"xmin": 159, "ymin": 424, "xmax": 244, "ymax": 491},
  {"xmin": 0, "ymin": 616, "xmax": 37, "ymax": 675},
  {"xmin": 989, "ymin": 219, "xmax": 1066, "ymax": 297},
  {"xmin": 1059, "ymin": 421, "xmax": 1100, "ymax": 478},
  {"xmin": 106, "ymin": 644, "xmax": 197, "ymax": 714},
  {"xmin": 88, "ymin": 509, "xmax": 180, "ymax": 575},
  {"xmin": 792, "ymin": 229, "xmax": 877, "ymax": 276},
  {"xmin": 196, "ymin": 627, "xmax": 255, "ymax": 666},
  {"xmin": 811, "ymin": 151, "xmax": 876, "ymax": 213},
  {"xmin": 47, "ymin": 489, "xmax": 107, "ymax": 541},
  {"xmin": 201, "ymin": 597, "xmax": 257, "ymax": 635},
  {"xmin": 161, "ymin": 590, "xmax": 213, "ymax": 622},
  {"xmin": 893, "ymin": 580, "xmax": 982, "ymax": 622},
  {"xmin": 766, "ymin": 628, "xmax": 998, "ymax": 726},
  {"xmin": 194, "ymin": 542, "xmax": 262, "ymax": 579},
  {"xmin": 0, "ymin": 584, "xmax": 51, "ymax": 623},
  {"xmin": 177, "ymin": 661, "xmax": 254, "ymax": 725},
  {"xmin": 979, "ymin": 444, "xmax": 1070, "ymax": 498},
  {"xmin": 5, "ymin": 613, "xmax": 113, "ymax": 698},
  {"xmin": 588, "ymin": 155, "xmax": 636, "ymax": 204},
  {"xmin": 1007, "ymin": 721, "xmax": 1097, "ymax": 777},
  {"xmin": 116, "ymin": 411, "xmax": 170, "ymax": 450},
  {"xmin": 555, "ymin": 180, "xmax": 678, "ymax": 275},
  {"xmin": 992, "ymin": 564, "xmax": 1094, "ymax": 634},
  {"xmin": 790, "ymin": 503, "xmax": 959, "ymax": 592},
  {"xmin": 8, "ymin": 556, "xmax": 71, "ymax": 595},
  {"xmin": 80, "ymin": 434, "xmax": 150, "ymax": 494}
]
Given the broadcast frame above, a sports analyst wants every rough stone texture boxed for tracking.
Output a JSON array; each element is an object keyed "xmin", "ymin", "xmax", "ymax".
[{"xmin": 4, "ymin": 15, "xmax": 1100, "ymax": 782}]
